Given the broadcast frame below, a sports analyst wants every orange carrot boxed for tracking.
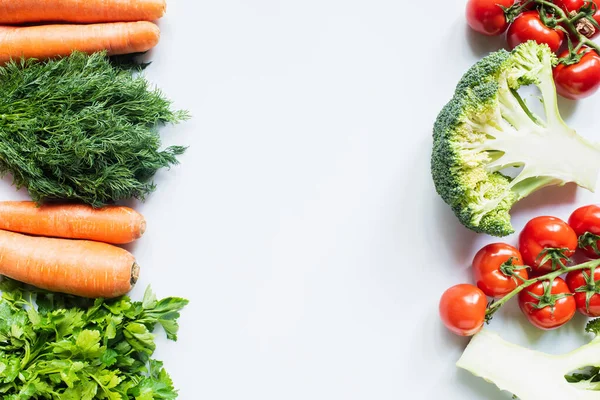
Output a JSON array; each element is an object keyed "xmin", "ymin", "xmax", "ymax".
[
  {"xmin": 0, "ymin": 202, "xmax": 146, "ymax": 244},
  {"xmin": 0, "ymin": 0, "xmax": 166, "ymax": 24},
  {"xmin": 0, "ymin": 22, "xmax": 160, "ymax": 64},
  {"xmin": 0, "ymin": 230, "xmax": 138, "ymax": 298}
]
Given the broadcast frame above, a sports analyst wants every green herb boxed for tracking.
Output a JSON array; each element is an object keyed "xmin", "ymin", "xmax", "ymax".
[
  {"xmin": 564, "ymin": 367, "xmax": 600, "ymax": 385},
  {"xmin": 586, "ymin": 318, "xmax": 600, "ymax": 336},
  {"xmin": 0, "ymin": 278, "xmax": 188, "ymax": 399},
  {"xmin": 0, "ymin": 52, "xmax": 189, "ymax": 207}
]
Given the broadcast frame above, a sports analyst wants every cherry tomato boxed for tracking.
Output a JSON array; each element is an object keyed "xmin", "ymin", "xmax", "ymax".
[
  {"xmin": 518, "ymin": 216, "xmax": 577, "ymax": 275},
  {"xmin": 518, "ymin": 0, "xmax": 537, "ymax": 10},
  {"xmin": 466, "ymin": 0, "xmax": 515, "ymax": 36},
  {"xmin": 507, "ymin": 11, "xmax": 565, "ymax": 52},
  {"xmin": 439, "ymin": 284, "xmax": 487, "ymax": 336},
  {"xmin": 518, "ymin": 277, "xmax": 576, "ymax": 329},
  {"xmin": 554, "ymin": 0, "xmax": 587, "ymax": 11},
  {"xmin": 569, "ymin": 204, "xmax": 600, "ymax": 258},
  {"xmin": 554, "ymin": 0, "xmax": 600, "ymax": 38},
  {"xmin": 554, "ymin": 48, "xmax": 600, "ymax": 99},
  {"xmin": 566, "ymin": 268, "xmax": 600, "ymax": 316},
  {"xmin": 472, "ymin": 243, "xmax": 529, "ymax": 298}
]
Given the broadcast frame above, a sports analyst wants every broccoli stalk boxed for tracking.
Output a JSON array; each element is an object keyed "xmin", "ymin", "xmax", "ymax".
[
  {"xmin": 457, "ymin": 326, "xmax": 600, "ymax": 399},
  {"xmin": 432, "ymin": 41, "xmax": 600, "ymax": 237}
]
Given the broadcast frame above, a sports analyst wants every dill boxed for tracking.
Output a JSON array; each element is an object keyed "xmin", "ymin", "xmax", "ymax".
[{"xmin": 0, "ymin": 52, "xmax": 189, "ymax": 206}]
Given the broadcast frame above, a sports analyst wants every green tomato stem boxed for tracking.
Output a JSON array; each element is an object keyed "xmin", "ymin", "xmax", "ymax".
[
  {"xmin": 570, "ymin": 11, "xmax": 589, "ymax": 24},
  {"xmin": 509, "ymin": 0, "xmax": 536, "ymax": 20},
  {"xmin": 574, "ymin": 39, "xmax": 587, "ymax": 52},
  {"xmin": 533, "ymin": 0, "xmax": 600, "ymax": 55}
]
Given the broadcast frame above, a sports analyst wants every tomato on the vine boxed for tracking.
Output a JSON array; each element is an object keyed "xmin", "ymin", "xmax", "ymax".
[
  {"xmin": 518, "ymin": 216, "xmax": 577, "ymax": 275},
  {"xmin": 566, "ymin": 268, "xmax": 600, "ymax": 316},
  {"xmin": 507, "ymin": 11, "xmax": 565, "ymax": 52},
  {"xmin": 472, "ymin": 243, "xmax": 528, "ymax": 298},
  {"xmin": 466, "ymin": 0, "xmax": 515, "ymax": 36},
  {"xmin": 554, "ymin": 48, "xmax": 600, "ymax": 100},
  {"xmin": 554, "ymin": 0, "xmax": 600, "ymax": 39},
  {"xmin": 439, "ymin": 284, "xmax": 487, "ymax": 336},
  {"xmin": 518, "ymin": 277, "xmax": 576, "ymax": 330},
  {"xmin": 569, "ymin": 204, "xmax": 600, "ymax": 258}
]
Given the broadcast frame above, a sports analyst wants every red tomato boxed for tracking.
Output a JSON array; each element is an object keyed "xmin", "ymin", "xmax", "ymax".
[
  {"xmin": 518, "ymin": 0, "xmax": 537, "ymax": 10},
  {"xmin": 554, "ymin": 0, "xmax": 586, "ymax": 10},
  {"xmin": 507, "ymin": 11, "xmax": 565, "ymax": 52},
  {"xmin": 554, "ymin": 0, "xmax": 600, "ymax": 38},
  {"xmin": 518, "ymin": 216, "xmax": 577, "ymax": 275},
  {"xmin": 472, "ymin": 243, "xmax": 529, "ymax": 298},
  {"xmin": 554, "ymin": 48, "xmax": 600, "ymax": 100},
  {"xmin": 466, "ymin": 0, "xmax": 515, "ymax": 36},
  {"xmin": 566, "ymin": 268, "xmax": 600, "ymax": 316},
  {"xmin": 439, "ymin": 284, "xmax": 487, "ymax": 336},
  {"xmin": 569, "ymin": 204, "xmax": 600, "ymax": 258},
  {"xmin": 518, "ymin": 278, "xmax": 576, "ymax": 329}
]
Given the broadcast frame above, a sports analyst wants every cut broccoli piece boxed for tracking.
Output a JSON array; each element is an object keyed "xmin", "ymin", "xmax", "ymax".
[
  {"xmin": 432, "ymin": 41, "xmax": 600, "ymax": 237},
  {"xmin": 457, "ymin": 327, "xmax": 600, "ymax": 399}
]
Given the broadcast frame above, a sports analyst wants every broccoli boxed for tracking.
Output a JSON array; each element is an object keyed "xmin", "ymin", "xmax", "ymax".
[
  {"xmin": 457, "ymin": 326, "xmax": 600, "ymax": 399},
  {"xmin": 432, "ymin": 41, "xmax": 600, "ymax": 237}
]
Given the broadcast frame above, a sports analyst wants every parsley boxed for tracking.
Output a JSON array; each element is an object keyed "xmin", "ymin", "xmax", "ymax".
[
  {"xmin": 586, "ymin": 318, "xmax": 600, "ymax": 336},
  {"xmin": 0, "ymin": 52, "xmax": 189, "ymax": 207},
  {"xmin": 0, "ymin": 279, "xmax": 188, "ymax": 399}
]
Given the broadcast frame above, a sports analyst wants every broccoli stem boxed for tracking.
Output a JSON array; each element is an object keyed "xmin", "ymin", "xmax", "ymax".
[
  {"xmin": 479, "ymin": 60, "xmax": 600, "ymax": 196},
  {"xmin": 457, "ymin": 329, "xmax": 600, "ymax": 399},
  {"xmin": 509, "ymin": 88, "xmax": 542, "ymax": 126},
  {"xmin": 497, "ymin": 82, "xmax": 541, "ymax": 132},
  {"xmin": 511, "ymin": 176, "xmax": 561, "ymax": 198},
  {"xmin": 537, "ymin": 64, "xmax": 564, "ymax": 129}
]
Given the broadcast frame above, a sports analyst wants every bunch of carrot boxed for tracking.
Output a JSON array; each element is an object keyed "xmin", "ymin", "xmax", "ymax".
[
  {"xmin": 0, "ymin": 201, "xmax": 147, "ymax": 298},
  {"xmin": 0, "ymin": 0, "xmax": 167, "ymax": 64}
]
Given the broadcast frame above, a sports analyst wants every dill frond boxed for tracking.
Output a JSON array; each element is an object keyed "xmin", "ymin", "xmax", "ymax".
[{"xmin": 0, "ymin": 52, "xmax": 189, "ymax": 206}]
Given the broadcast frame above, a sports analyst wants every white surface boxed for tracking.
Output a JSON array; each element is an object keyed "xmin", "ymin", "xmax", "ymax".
[{"xmin": 89, "ymin": 0, "xmax": 600, "ymax": 398}]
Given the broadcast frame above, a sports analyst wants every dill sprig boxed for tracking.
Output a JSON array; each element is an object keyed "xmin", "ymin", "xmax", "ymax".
[{"xmin": 0, "ymin": 52, "xmax": 189, "ymax": 206}]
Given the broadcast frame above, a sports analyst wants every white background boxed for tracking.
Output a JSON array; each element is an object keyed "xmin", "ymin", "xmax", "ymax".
[{"xmin": 87, "ymin": 0, "xmax": 600, "ymax": 398}]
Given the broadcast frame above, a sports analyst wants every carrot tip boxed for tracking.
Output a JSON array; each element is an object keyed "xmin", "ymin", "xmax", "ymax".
[{"xmin": 131, "ymin": 262, "xmax": 140, "ymax": 286}]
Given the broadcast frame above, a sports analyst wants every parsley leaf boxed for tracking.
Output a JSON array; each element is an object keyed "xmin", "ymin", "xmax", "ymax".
[
  {"xmin": 586, "ymin": 318, "xmax": 600, "ymax": 336},
  {"xmin": 0, "ymin": 279, "xmax": 187, "ymax": 399}
]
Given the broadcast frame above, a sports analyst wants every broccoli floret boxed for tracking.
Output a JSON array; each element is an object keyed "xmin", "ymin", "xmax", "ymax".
[{"xmin": 432, "ymin": 41, "xmax": 600, "ymax": 237}]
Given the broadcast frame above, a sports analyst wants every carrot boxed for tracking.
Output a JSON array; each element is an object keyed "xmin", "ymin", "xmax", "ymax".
[
  {"xmin": 0, "ymin": 202, "xmax": 146, "ymax": 244},
  {"xmin": 0, "ymin": 230, "xmax": 138, "ymax": 298},
  {"xmin": 0, "ymin": 22, "xmax": 160, "ymax": 64},
  {"xmin": 0, "ymin": 0, "xmax": 166, "ymax": 24}
]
